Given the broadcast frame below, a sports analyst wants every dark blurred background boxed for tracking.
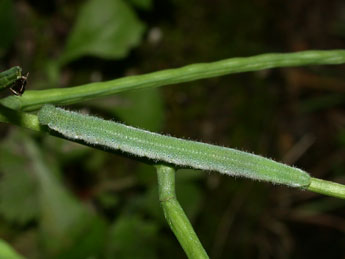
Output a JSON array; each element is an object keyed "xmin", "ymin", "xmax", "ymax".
[{"xmin": 0, "ymin": 0, "xmax": 345, "ymax": 258}]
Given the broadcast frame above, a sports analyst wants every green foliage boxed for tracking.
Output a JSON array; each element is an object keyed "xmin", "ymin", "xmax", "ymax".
[
  {"xmin": 1, "ymin": 1, "xmax": 345, "ymax": 258},
  {"xmin": 114, "ymin": 88, "xmax": 164, "ymax": 131},
  {"xmin": 0, "ymin": 239, "xmax": 24, "ymax": 259},
  {"xmin": 23, "ymin": 136, "xmax": 106, "ymax": 259},
  {"xmin": 176, "ymin": 172, "xmax": 203, "ymax": 221},
  {"xmin": 104, "ymin": 215, "xmax": 159, "ymax": 259},
  {"xmin": 0, "ymin": 131, "xmax": 39, "ymax": 225},
  {"xmin": 60, "ymin": 0, "xmax": 145, "ymax": 65}
]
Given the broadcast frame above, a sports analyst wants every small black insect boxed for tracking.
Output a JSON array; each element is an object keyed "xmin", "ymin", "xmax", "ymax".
[{"xmin": 10, "ymin": 72, "xmax": 29, "ymax": 96}]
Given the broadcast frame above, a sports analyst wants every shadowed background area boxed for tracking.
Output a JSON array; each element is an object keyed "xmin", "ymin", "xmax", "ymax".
[{"xmin": 0, "ymin": 0, "xmax": 344, "ymax": 258}]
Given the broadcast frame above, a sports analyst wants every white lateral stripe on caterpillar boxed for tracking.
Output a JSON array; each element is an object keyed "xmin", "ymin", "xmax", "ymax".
[{"xmin": 38, "ymin": 105, "xmax": 311, "ymax": 187}]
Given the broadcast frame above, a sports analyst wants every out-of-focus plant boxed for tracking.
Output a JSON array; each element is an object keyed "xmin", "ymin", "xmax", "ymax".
[{"xmin": 0, "ymin": 0, "xmax": 344, "ymax": 258}]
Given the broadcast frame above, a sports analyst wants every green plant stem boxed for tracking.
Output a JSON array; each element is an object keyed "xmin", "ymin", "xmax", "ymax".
[
  {"xmin": 0, "ymin": 106, "xmax": 41, "ymax": 131},
  {"xmin": 306, "ymin": 177, "xmax": 345, "ymax": 199},
  {"xmin": 156, "ymin": 165, "xmax": 209, "ymax": 259},
  {"xmin": 0, "ymin": 107, "xmax": 345, "ymax": 200},
  {"xmin": 1, "ymin": 50, "xmax": 345, "ymax": 111}
]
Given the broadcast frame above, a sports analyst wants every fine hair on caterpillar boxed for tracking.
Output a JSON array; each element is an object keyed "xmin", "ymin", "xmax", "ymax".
[{"xmin": 38, "ymin": 105, "xmax": 311, "ymax": 188}]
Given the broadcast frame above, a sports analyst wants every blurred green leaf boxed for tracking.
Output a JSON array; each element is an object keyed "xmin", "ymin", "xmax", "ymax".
[
  {"xmin": 129, "ymin": 0, "xmax": 153, "ymax": 10},
  {"xmin": 136, "ymin": 163, "xmax": 157, "ymax": 186},
  {"xmin": 176, "ymin": 169, "xmax": 204, "ymax": 182},
  {"xmin": 0, "ymin": 132, "xmax": 39, "ymax": 225},
  {"xmin": 96, "ymin": 192, "xmax": 119, "ymax": 209},
  {"xmin": 176, "ymin": 180, "xmax": 203, "ymax": 221},
  {"xmin": 83, "ymin": 149, "xmax": 108, "ymax": 173},
  {"xmin": 114, "ymin": 88, "xmax": 165, "ymax": 131},
  {"xmin": 60, "ymin": 0, "xmax": 145, "ymax": 65},
  {"xmin": 104, "ymin": 215, "xmax": 159, "ymax": 259},
  {"xmin": 0, "ymin": 165, "xmax": 39, "ymax": 225},
  {"xmin": 0, "ymin": 0, "xmax": 16, "ymax": 56},
  {"xmin": 23, "ymin": 135, "xmax": 106, "ymax": 259},
  {"xmin": 0, "ymin": 239, "xmax": 24, "ymax": 259},
  {"xmin": 143, "ymin": 185, "xmax": 165, "ymax": 223}
]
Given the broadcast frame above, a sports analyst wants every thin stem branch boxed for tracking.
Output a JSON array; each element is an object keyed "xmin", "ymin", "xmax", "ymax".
[
  {"xmin": 0, "ymin": 106, "xmax": 41, "ymax": 131},
  {"xmin": 155, "ymin": 165, "xmax": 209, "ymax": 259},
  {"xmin": 1, "ymin": 50, "xmax": 345, "ymax": 111},
  {"xmin": 306, "ymin": 177, "xmax": 345, "ymax": 199}
]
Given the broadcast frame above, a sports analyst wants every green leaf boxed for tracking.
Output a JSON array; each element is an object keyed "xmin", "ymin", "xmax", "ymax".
[
  {"xmin": 60, "ymin": 0, "xmax": 145, "ymax": 65},
  {"xmin": 0, "ymin": 132, "xmax": 39, "ymax": 225},
  {"xmin": 0, "ymin": 239, "xmax": 24, "ymax": 259},
  {"xmin": 175, "ymin": 181, "xmax": 203, "ymax": 221},
  {"xmin": 23, "ymin": 135, "xmax": 106, "ymax": 259},
  {"xmin": 114, "ymin": 88, "xmax": 165, "ymax": 131},
  {"xmin": 0, "ymin": 164, "xmax": 39, "ymax": 225},
  {"xmin": 104, "ymin": 215, "xmax": 159, "ymax": 259}
]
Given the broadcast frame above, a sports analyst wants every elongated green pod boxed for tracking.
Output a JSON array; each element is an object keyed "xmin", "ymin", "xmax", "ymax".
[
  {"xmin": 2, "ymin": 50, "xmax": 345, "ymax": 111},
  {"xmin": 38, "ymin": 105, "xmax": 311, "ymax": 187},
  {"xmin": 0, "ymin": 66, "xmax": 22, "ymax": 90}
]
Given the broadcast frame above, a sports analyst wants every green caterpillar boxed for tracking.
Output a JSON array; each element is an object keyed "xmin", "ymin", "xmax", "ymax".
[{"xmin": 38, "ymin": 105, "xmax": 311, "ymax": 188}]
